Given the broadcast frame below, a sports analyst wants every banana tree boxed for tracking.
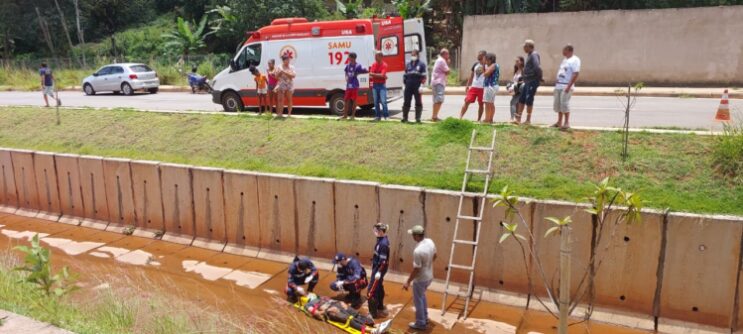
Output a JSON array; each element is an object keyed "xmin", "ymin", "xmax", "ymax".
[{"xmin": 162, "ymin": 16, "xmax": 214, "ymax": 61}]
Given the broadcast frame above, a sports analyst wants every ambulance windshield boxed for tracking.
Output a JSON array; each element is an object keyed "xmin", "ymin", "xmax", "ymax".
[{"xmin": 235, "ymin": 43, "xmax": 262, "ymax": 71}]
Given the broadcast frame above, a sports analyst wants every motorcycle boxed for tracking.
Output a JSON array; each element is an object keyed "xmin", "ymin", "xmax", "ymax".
[{"xmin": 187, "ymin": 73, "xmax": 213, "ymax": 94}]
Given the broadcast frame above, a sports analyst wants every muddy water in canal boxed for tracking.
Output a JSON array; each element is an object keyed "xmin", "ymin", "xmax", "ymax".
[{"xmin": 0, "ymin": 213, "xmax": 650, "ymax": 334}]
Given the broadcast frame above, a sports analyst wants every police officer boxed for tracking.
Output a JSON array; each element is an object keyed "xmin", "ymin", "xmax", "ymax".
[
  {"xmin": 331, "ymin": 252, "xmax": 368, "ymax": 308},
  {"xmin": 402, "ymin": 50, "xmax": 427, "ymax": 123},
  {"xmin": 286, "ymin": 256, "xmax": 319, "ymax": 303},
  {"xmin": 368, "ymin": 223, "xmax": 390, "ymax": 318}
]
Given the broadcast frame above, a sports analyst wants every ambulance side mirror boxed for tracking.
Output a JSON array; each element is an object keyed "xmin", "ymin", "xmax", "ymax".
[{"xmin": 229, "ymin": 59, "xmax": 237, "ymax": 72}]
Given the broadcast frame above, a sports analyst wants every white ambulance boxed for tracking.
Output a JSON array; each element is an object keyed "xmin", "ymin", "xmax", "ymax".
[{"xmin": 210, "ymin": 16, "xmax": 427, "ymax": 114}]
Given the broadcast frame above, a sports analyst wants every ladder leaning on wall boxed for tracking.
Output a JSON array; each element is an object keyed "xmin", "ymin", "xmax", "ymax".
[{"xmin": 441, "ymin": 128, "xmax": 496, "ymax": 319}]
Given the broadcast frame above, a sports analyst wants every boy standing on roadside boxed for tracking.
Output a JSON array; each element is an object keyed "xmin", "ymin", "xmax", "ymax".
[
  {"xmin": 252, "ymin": 67, "xmax": 269, "ymax": 114},
  {"xmin": 39, "ymin": 63, "xmax": 61, "ymax": 107},
  {"xmin": 340, "ymin": 52, "xmax": 368, "ymax": 120}
]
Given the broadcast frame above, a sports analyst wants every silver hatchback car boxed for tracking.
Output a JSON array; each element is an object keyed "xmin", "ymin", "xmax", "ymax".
[{"xmin": 82, "ymin": 63, "xmax": 160, "ymax": 95}]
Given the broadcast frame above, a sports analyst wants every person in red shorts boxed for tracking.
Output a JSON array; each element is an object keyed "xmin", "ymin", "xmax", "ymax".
[
  {"xmin": 459, "ymin": 56, "xmax": 486, "ymax": 119},
  {"xmin": 340, "ymin": 52, "xmax": 368, "ymax": 120}
]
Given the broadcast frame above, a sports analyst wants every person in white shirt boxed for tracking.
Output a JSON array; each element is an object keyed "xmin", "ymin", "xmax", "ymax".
[
  {"xmin": 552, "ymin": 44, "xmax": 581, "ymax": 130},
  {"xmin": 402, "ymin": 225, "xmax": 436, "ymax": 330}
]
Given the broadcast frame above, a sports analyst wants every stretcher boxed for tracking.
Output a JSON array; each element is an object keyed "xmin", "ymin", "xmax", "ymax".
[{"xmin": 292, "ymin": 294, "xmax": 392, "ymax": 334}]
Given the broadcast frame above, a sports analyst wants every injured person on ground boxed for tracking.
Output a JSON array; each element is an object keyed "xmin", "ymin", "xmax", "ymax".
[{"xmin": 293, "ymin": 293, "xmax": 392, "ymax": 334}]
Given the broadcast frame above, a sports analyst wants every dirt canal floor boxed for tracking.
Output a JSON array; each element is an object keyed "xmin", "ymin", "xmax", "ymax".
[{"xmin": 0, "ymin": 213, "xmax": 652, "ymax": 334}]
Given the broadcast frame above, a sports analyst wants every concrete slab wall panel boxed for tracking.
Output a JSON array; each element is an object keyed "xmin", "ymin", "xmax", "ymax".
[
  {"xmin": 77, "ymin": 156, "xmax": 110, "ymax": 228},
  {"xmin": 593, "ymin": 210, "xmax": 663, "ymax": 315},
  {"xmin": 257, "ymin": 174, "xmax": 297, "ymax": 254},
  {"xmin": 130, "ymin": 161, "xmax": 164, "ymax": 232},
  {"xmin": 295, "ymin": 177, "xmax": 336, "ymax": 259},
  {"xmin": 102, "ymin": 158, "xmax": 136, "ymax": 229},
  {"xmin": 0, "ymin": 150, "xmax": 19, "ymax": 211},
  {"xmin": 424, "ymin": 190, "xmax": 475, "ymax": 284},
  {"xmin": 380, "ymin": 185, "xmax": 426, "ymax": 274},
  {"xmin": 476, "ymin": 197, "xmax": 533, "ymax": 294},
  {"xmin": 660, "ymin": 214, "xmax": 741, "ymax": 328},
  {"xmin": 32, "ymin": 152, "xmax": 61, "ymax": 219},
  {"xmin": 10, "ymin": 150, "xmax": 40, "ymax": 213},
  {"xmin": 530, "ymin": 201, "xmax": 593, "ymax": 298},
  {"xmin": 192, "ymin": 167, "xmax": 227, "ymax": 250},
  {"xmin": 54, "ymin": 154, "xmax": 84, "ymax": 223},
  {"xmin": 334, "ymin": 180, "xmax": 379, "ymax": 264},
  {"xmin": 159, "ymin": 163, "xmax": 195, "ymax": 244},
  {"xmin": 223, "ymin": 170, "xmax": 261, "ymax": 255}
]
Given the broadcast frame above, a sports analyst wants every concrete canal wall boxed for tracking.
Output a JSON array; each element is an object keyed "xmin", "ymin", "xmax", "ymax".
[{"xmin": 0, "ymin": 147, "xmax": 741, "ymax": 331}]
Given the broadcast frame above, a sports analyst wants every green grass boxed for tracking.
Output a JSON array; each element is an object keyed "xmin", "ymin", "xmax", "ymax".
[
  {"xmin": 0, "ymin": 248, "xmax": 312, "ymax": 334},
  {"xmin": 0, "ymin": 106, "xmax": 741, "ymax": 215}
]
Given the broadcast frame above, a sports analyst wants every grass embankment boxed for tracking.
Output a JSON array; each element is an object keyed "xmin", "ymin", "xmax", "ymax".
[{"xmin": 0, "ymin": 106, "xmax": 740, "ymax": 215}]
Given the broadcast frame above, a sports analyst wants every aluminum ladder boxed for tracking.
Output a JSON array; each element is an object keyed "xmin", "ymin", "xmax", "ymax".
[{"xmin": 440, "ymin": 128, "xmax": 496, "ymax": 319}]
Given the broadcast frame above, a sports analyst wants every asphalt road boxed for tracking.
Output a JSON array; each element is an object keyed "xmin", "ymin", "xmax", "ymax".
[{"xmin": 1, "ymin": 91, "xmax": 736, "ymax": 131}]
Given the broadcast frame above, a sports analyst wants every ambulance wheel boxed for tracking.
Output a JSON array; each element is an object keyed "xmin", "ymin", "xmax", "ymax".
[
  {"xmin": 329, "ymin": 93, "xmax": 345, "ymax": 116},
  {"xmin": 222, "ymin": 91, "xmax": 243, "ymax": 112}
]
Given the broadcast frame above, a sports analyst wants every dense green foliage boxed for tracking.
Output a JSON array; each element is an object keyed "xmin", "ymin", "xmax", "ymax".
[
  {"xmin": 1, "ymin": 0, "xmax": 741, "ymax": 62},
  {"xmin": 0, "ymin": 106, "xmax": 740, "ymax": 215}
]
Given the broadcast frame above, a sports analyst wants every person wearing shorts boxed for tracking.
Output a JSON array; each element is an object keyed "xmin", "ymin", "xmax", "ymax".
[
  {"xmin": 552, "ymin": 44, "xmax": 581, "ymax": 130},
  {"xmin": 340, "ymin": 52, "xmax": 368, "ymax": 120},
  {"xmin": 515, "ymin": 40, "xmax": 542, "ymax": 125},
  {"xmin": 275, "ymin": 55, "xmax": 296, "ymax": 117},
  {"xmin": 482, "ymin": 53, "xmax": 500, "ymax": 124},
  {"xmin": 267, "ymin": 59, "xmax": 278, "ymax": 114},
  {"xmin": 252, "ymin": 67, "xmax": 269, "ymax": 114},
  {"xmin": 39, "ymin": 63, "xmax": 60, "ymax": 107},
  {"xmin": 430, "ymin": 49, "xmax": 450, "ymax": 122},
  {"xmin": 459, "ymin": 57, "xmax": 486, "ymax": 119}
]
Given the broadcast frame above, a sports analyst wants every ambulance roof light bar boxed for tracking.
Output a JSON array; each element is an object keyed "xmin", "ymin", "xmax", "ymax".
[
  {"xmin": 271, "ymin": 17, "xmax": 309, "ymax": 25},
  {"xmin": 245, "ymin": 31, "xmax": 259, "ymax": 39}
]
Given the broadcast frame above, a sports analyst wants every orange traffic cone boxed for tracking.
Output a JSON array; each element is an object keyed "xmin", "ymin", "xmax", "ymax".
[{"xmin": 715, "ymin": 89, "xmax": 731, "ymax": 121}]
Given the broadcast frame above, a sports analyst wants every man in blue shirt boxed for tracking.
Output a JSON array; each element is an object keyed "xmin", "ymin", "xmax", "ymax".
[
  {"xmin": 402, "ymin": 50, "xmax": 426, "ymax": 123},
  {"xmin": 368, "ymin": 223, "xmax": 390, "ymax": 318},
  {"xmin": 340, "ymin": 52, "xmax": 368, "ymax": 120},
  {"xmin": 286, "ymin": 256, "xmax": 319, "ymax": 303},
  {"xmin": 39, "ymin": 63, "xmax": 61, "ymax": 107},
  {"xmin": 331, "ymin": 252, "xmax": 368, "ymax": 308}
]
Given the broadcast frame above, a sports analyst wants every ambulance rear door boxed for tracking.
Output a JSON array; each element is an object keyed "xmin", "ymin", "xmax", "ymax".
[{"xmin": 403, "ymin": 18, "xmax": 427, "ymax": 65}]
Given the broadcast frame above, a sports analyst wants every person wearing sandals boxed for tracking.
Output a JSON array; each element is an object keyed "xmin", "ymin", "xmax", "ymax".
[
  {"xmin": 430, "ymin": 48, "xmax": 450, "ymax": 122},
  {"xmin": 267, "ymin": 59, "xmax": 278, "ymax": 114},
  {"xmin": 482, "ymin": 53, "xmax": 500, "ymax": 124},
  {"xmin": 507, "ymin": 57, "xmax": 525, "ymax": 123},
  {"xmin": 552, "ymin": 44, "xmax": 580, "ymax": 130},
  {"xmin": 275, "ymin": 55, "xmax": 296, "ymax": 117}
]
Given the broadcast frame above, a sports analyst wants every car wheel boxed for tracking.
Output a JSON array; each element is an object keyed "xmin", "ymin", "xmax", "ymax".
[
  {"xmin": 221, "ymin": 91, "xmax": 243, "ymax": 112},
  {"xmin": 148, "ymin": 88, "xmax": 158, "ymax": 94},
  {"xmin": 83, "ymin": 84, "xmax": 95, "ymax": 96},
  {"xmin": 329, "ymin": 92, "xmax": 345, "ymax": 116},
  {"xmin": 121, "ymin": 82, "xmax": 134, "ymax": 96}
]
